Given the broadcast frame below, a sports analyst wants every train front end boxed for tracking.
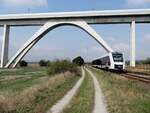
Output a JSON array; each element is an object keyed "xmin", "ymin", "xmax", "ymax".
[{"xmin": 109, "ymin": 52, "xmax": 125, "ymax": 70}]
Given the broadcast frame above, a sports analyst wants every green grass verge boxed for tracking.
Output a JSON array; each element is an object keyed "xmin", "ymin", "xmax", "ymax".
[
  {"xmin": 0, "ymin": 67, "xmax": 47, "ymax": 77},
  {"xmin": 12, "ymin": 74, "xmax": 80, "ymax": 113},
  {"xmin": 0, "ymin": 74, "xmax": 47, "ymax": 94},
  {"xmin": 0, "ymin": 66, "xmax": 81, "ymax": 113},
  {"xmin": 90, "ymin": 67, "xmax": 150, "ymax": 113},
  {"xmin": 63, "ymin": 69, "xmax": 94, "ymax": 113},
  {"xmin": 0, "ymin": 67, "xmax": 48, "ymax": 94}
]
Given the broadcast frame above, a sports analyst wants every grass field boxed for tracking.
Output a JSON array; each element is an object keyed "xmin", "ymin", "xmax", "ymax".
[
  {"xmin": 0, "ymin": 67, "xmax": 48, "ymax": 95},
  {"xmin": 1, "ymin": 66, "xmax": 149, "ymax": 113},
  {"xmin": 126, "ymin": 64, "xmax": 150, "ymax": 75},
  {"xmin": 63, "ymin": 69, "xmax": 94, "ymax": 113},
  {"xmin": 90, "ymin": 67, "xmax": 150, "ymax": 113},
  {"xmin": 0, "ymin": 67, "xmax": 80, "ymax": 113}
]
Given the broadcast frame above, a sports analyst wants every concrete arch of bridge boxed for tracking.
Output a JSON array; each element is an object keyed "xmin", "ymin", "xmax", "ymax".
[{"xmin": 5, "ymin": 20, "xmax": 113, "ymax": 68}]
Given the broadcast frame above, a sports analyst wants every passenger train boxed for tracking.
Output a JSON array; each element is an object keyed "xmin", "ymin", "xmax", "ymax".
[{"xmin": 92, "ymin": 52, "xmax": 125, "ymax": 70}]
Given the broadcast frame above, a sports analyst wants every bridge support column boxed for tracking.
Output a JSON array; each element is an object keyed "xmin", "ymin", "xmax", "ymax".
[
  {"xmin": 130, "ymin": 21, "xmax": 136, "ymax": 67},
  {"xmin": 0, "ymin": 25, "xmax": 10, "ymax": 68}
]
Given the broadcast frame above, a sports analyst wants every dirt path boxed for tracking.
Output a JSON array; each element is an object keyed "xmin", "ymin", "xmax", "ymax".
[
  {"xmin": 47, "ymin": 68, "xmax": 85, "ymax": 113},
  {"xmin": 86, "ymin": 68, "xmax": 108, "ymax": 113}
]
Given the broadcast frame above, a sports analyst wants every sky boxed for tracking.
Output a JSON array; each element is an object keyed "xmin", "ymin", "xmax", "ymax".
[{"xmin": 0, "ymin": 0, "xmax": 150, "ymax": 62}]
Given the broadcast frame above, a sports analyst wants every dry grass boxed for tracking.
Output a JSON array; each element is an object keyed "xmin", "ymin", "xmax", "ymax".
[
  {"xmin": 127, "ymin": 64, "xmax": 150, "ymax": 75},
  {"xmin": 113, "ymin": 74, "xmax": 127, "ymax": 80},
  {"xmin": 90, "ymin": 67, "xmax": 150, "ymax": 113},
  {"xmin": 0, "ymin": 71, "xmax": 74, "ymax": 112},
  {"xmin": 0, "ymin": 75, "xmax": 26, "ymax": 82}
]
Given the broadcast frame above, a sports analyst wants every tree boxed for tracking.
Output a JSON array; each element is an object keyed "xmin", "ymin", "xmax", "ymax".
[
  {"xmin": 72, "ymin": 56, "xmax": 84, "ymax": 66},
  {"xmin": 39, "ymin": 60, "xmax": 50, "ymax": 67},
  {"xmin": 19, "ymin": 60, "xmax": 28, "ymax": 67},
  {"xmin": 145, "ymin": 58, "xmax": 150, "ymax": 64}
]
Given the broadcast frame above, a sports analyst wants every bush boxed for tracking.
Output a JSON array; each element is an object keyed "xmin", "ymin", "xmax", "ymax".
[
  {"xmin": 136, "ymin": 58, "xmax": 150, "ymax": 65},
  {"xmin": 39, "ymin": 60, "xmax": 50, "ymax": 67},
  {"xmin": 72, "ymin": 56, "xmax": 84, "ymax": 66},
  {"xmin": 145, "ymin": 58, "xmax": 150, "ymax": 64},
  {"xmin": 47, "ymin": 60, "xmax": 78, "ymax": 75},
  {"xmin": 19, "ymin": 60, "xmax": 28, "ymax": 67}
]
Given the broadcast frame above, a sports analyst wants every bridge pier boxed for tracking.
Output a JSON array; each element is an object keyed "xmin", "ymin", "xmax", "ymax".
[
  {"xmin": 0, "ymin": 25, "xmax": 10, "ymax": 68},
  {"xmin": 130, "ymin": 20, "xmax": 136, "ymax": 67}
]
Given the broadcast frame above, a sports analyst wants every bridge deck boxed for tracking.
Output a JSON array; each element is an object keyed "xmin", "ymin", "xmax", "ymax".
[{"xmin": 0, "ymin": 9, "xmax": 150, "ymax": 26}]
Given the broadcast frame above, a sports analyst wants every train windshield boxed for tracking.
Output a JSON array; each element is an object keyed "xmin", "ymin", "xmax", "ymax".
[{"xmin": 112, "ymin": 53, "xmax": 123, "ymax": 62}]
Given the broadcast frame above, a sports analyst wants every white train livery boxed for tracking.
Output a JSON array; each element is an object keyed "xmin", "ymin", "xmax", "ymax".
[{"xmin": 92, "ymin": 52, "xmax": 125, "ymax": 70}]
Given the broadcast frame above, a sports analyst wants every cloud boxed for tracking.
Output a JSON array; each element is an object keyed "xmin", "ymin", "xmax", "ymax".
[
  {"xmin": 144, "ymin": 34, "xmax": 150, "ymax": 41},
  {"xmin": 1, "ymin": 0, "xmax": 48, "ymax": 7},
  {"xmin": 31, "ymin": 44, "xmax": 61, "ymax": 53},
  {"xmin": 80, "ymin": 46, "xmax": 105, "ymax": 54},
  {"xmin": 112, "ymin": 42, "xmax": 130, "ymax": 59},
  {"xmin": 113, "ymin": 43, "xmax": 129, "ymax": 52},
  {"xmin": 127, "ymin": 0, "xmax": 150, "ymax": 6}
]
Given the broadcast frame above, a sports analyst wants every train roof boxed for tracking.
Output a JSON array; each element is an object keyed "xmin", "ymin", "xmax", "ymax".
[{"xmin": 92, "ymin": 52, "xmax": 123, "ymax": 61}]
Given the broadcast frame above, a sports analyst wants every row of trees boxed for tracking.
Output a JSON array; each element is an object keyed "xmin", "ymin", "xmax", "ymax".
[
  {"xmin": 136, "ymin": 58, "xmax": 150, "ymax": 64},
  {"xmin": 19, "ymin": 56, "xmax": 84, "ymax": 67},
  {"xmin": 39, "ymin": 56, "xmax": 84, "ymax": 67},
  {"xmin": 126, "ymin": 58, "xmax": 150, "ymax": 65}
]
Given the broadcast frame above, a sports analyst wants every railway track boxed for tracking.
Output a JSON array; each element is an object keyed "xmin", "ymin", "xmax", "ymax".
[
  {"xmin": 121, "ymin": 73, "xmax": 150, "ymax": 84},
  {"xmin": 92, "ymin": 66, "xmax": 150, "ymax": 84}
]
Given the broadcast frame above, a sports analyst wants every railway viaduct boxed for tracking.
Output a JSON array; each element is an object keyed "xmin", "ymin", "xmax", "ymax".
[{"xmin": 0, "ymin": 9, "xmax": 150, "ymax": 68}]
